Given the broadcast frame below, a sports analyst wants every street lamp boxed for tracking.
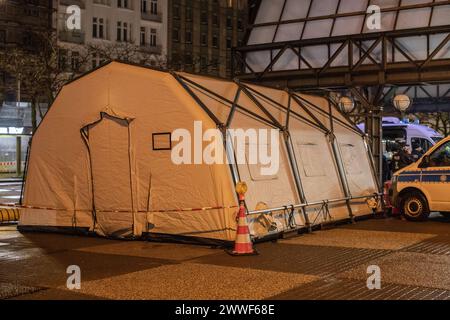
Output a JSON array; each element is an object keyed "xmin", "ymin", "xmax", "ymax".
[
  {"xmin": 393, "ymin": 94, "xmax": 411, "ymax": 112},
  {"xmin": 338, "ymin": 96, "xmax": 355, "ymax": 114},
  {"xmin": 393, "ymin": 94, "xmax": 411, "ymax": 123}
]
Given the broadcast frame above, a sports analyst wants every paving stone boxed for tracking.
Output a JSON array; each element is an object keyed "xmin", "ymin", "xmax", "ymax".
[
  {"xmin": 55, "ymin": 263, "xmax": 318, "ymax": 300},
  {"xmin": 339, "ymin": 251, "xmax": 450, "ymax": 291},
  {"xmin": 279, "ymin": 229, "xmax": 435, "ymax": 250}
]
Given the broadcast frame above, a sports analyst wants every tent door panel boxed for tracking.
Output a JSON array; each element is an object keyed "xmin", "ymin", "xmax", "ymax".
[{"xmin": 87, "ymin": 115, "xmax": 134, "ymax": 237}]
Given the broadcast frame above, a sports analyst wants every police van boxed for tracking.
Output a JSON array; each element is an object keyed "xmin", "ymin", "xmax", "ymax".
[
  {"xmin": 359, "ymin": 117, "xmax": 443, "ymax": 158},
  {"xmin": 391, "ymin": 135, "xmax": 450, "ymax": 221}
]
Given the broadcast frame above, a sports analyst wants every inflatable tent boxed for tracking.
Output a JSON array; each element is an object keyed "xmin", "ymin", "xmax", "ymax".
[{"xmin": 19, "ymin": 61, "xmax": 379, "ymax": 244}]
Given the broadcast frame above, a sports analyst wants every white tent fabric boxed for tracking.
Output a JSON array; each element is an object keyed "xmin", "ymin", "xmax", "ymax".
[{"xmin": 19, "ymin": 62, "xmax": 378, "ymax": 243}]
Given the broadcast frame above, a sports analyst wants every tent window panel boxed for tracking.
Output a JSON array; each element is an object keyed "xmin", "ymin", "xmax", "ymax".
[
  {"xmin": 152, "ymin": 132, "xmax": 171, "ymax": 151},
  {"xmin": 297, "ymin": 143, "xmax": 326, "ymax": 177},
  {"xmin": 340, "ymin": 143, "xmax": 363, "ymax": 175},
  {"xmin": 245, "ymin": 143, "xmax": 279, "ymax": 181}
]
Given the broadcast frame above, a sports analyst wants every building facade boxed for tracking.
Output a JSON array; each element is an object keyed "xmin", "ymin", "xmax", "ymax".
[
  {"xmin": 167, "ymin": 0, "xmax": 248, "ymax": 78},
  {"xmin": 57, "ymin": 0, "xmax": 168, "ymax": 71},
  {"xmin": 0, "ymin": 0, "xmax": 55, "ymax": 102}
]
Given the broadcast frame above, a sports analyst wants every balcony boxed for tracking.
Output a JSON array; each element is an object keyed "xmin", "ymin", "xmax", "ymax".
[
  {"xmin": 60, "ymin": 0, "xmax": 86, "ymax": 9},
  {"xmin": 93, "ymin": 0, "xmax": 111, "ymax": 6},
  {"xmin": 58, "ymin": 31, "xmax": 85, "ymax": 44},
  {"xmin": 140, "ymin": 44, "xmax": 162, "ymax": 54},
  {"xmin": 141, "ymin": 11, "xmax": 162, "ymax": 23}
]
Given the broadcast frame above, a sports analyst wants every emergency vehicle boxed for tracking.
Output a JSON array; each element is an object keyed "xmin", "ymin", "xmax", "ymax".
[{"xmin": 390, "ymin": 135, "xmax": 450, "ymax": 221}]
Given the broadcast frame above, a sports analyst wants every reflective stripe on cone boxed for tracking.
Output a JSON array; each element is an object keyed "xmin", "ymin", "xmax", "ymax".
[{"xmin": 227, "ymin": 189, "xmax": 258, "ymax": 256}]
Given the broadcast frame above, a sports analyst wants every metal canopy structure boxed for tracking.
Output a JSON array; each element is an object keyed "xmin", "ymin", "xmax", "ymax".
[{"xmin": 232, "ymin": 0, "xmax": 450, "ymax": 182}]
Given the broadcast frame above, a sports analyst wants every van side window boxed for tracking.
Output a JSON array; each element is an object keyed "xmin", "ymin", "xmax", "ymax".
[
  {"xmin": 411, "ymin": 137, "xmax": 433, "ymax": 152},
  {"xmin": 429, "ymin": 141, "xmax": 450, "ymax": 167}
]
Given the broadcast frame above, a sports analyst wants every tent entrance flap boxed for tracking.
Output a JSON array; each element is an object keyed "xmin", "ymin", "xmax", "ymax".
[{"xmin": 81, "ymin": 112, "xmax": 135, "ymax": 238}]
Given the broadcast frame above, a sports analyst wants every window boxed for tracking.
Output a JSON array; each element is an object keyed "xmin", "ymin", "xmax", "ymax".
[
  {"xmin": 245, "ymin": 143, "xmax": 279, "ymax": 181},
  {"xmin": 201, "ymin": 11, "xmax": 208, "ymax": 24},
  {"xmin": 200, "ymin": 56, "xmax": 207, "ymax": 70},
  {"xmin": 201, "ymin": 33, "xmax": 207, "ymax": 46},
  {"xmin": 174, "ymin": 5, "xmax": 180, "ymax": 19},
  {"xmin": 22, "ymin": 32, "xmax": 33, "ymax": 46},
  {"xmin": 117, "ymin": 0, "xmax": 128, "ymax": 8},
  {"xmin": 117, "ymin": 21, "xmax": 122, "ymax": 41},
  {"xmin": 71, "ymin": 51, "xmax": 80, "ymax": 71},
  {"xmin": 99, "ymin": 18, "xmax": 104, "ymax": 38},
  {"xmin": 123, "ymin": 22, "xmax": 128, "ymax": 42},
  {"xmin": 185, "ymin": 53, "xmax": 192, "ymax": 65},
  {"xmin": 213, "ymin": 14, "xmax": 218, "ymax": 26},
  {"xmin": 141, "ymin": 0, "xmax": 147, "ymax": 12},
  {"xmin": 297, "ymin": 143, "xmax": 326, "ymax": 177},
  {"xmin": 92, "ymin": 53, "xmax": 99, "ymax": 69},
  {"xmin": 152, "ymin": 133, "xmax": 171, "ymax": 151},
  {"xmin": 94, "ymin": 0, "xmax": 111, "ymax": 5},
  {"xmin": 340, "ymin": 143, "xmax": 363, "ymax": 175},
  {"xmin": 0, "ymin": 30, "xmax": 5, "ymax": 43},
  {"xmin": 150, "ymin": 28, "xmax": 157, "ymax": 46},
  {"xmin": 226, "ymin": 16, "xmax": 232, "ymax": 29},
  {"xmin": 150, "ymin": 0, "xmax": 158, "ymax": 14},
  {"xmin": 226, "ymin": 37, "xmax": 232, "ymax": 49},
  {"xmin": 173, "ymin": 29, "xmax": 179, "ymax": 42},
  {"xmin": 186, "ymin": 7, "xmax": 192, "ymax": 21},
  {"xmin": 93, "ymin": 17, "xmax": 98, "ymax": 38},
  {"xmin": 93, "ymin": 17, "xmax": 105, "ymax": 39},
  {"xmin": 186, "ymin": 30, "xmax": 192, "ymax": 43},
  {"xmin": 58, "ymin": 49, "xmax": 67, "ymax": 70},
  {"xmin": 212, "ymin": 35, "xmax": 218, "ymax": 48},
  {"xmin": 140, "ymin": 27, "xmax": 146, "ymax": 45},
  {"xmin": 237, "ymin": 19, "xmax": 243, "ymax": 31},
  {"xmin": 411, "ymin": 138, "xmax": 433, "ymax": 153},
  {"xmin": 429, "ymin": 142, "xmax": 450, "ymax": 167}
]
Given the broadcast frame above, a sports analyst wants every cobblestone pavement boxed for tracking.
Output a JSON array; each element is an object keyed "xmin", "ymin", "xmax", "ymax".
[{"xmin": 0, "ymin": 212, "xmax": 449, "ymax": 300}]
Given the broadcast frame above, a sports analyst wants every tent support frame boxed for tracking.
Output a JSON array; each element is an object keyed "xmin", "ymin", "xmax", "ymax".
[{"xmin": 172, "ymin": 71, "xmax": 380, "ymax": 231}]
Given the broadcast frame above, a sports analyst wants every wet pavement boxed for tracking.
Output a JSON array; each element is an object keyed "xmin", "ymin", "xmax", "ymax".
[
  {"xmin": 0, "ymin": 214, "xmax": 449, "ymax": 300},
  {"xmin": 0, "ymin": 182, "xmax": 22, "ymax": 204}
]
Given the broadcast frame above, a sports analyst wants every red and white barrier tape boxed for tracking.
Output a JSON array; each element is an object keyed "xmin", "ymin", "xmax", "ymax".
[{"xmin": 0, "ymin": 202, "xmax": 238, "ymax": 214}]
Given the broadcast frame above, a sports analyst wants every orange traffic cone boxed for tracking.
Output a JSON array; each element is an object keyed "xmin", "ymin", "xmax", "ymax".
[{"xmin": 227, "ymin": 182, "xmax": 258, "ymax": 256}]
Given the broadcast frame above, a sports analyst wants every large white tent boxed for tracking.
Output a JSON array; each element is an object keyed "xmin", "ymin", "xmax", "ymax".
[{"xmin": 19, "ymin": 62, "xmax": 379, "ymax": 244}]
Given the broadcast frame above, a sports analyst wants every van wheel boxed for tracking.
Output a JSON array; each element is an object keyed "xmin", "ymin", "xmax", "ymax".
[{"xmin": 401, "ymin": 192, "xmax": 429, "ymax": 221}]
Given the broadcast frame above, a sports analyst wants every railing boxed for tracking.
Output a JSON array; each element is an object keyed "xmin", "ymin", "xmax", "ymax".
[
  {"xmin": 247, "ymin": 193, "xmax": 382, "ymax": 216},
  {"xmin": 58, "ymin": 30, "xmax": 85, "ymax": 44},
  {"xmin": 140, "ymin": 44, "xmax": 162, "ymax": 54},
  {"xmin": 60, "ymin": 0, "xmax": 86, "ymax": 9},
  {"xmin": 93, "ymin": 0, "xmax": 111, "ymax": 6},
  {"xmin": 141, "ymin": 11, "xmax": 162, "ymax": 23}
]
